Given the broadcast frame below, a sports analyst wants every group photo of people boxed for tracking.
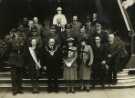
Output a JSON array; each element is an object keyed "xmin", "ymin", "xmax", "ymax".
[{"xmin": 0, "ymin": 5, "xmax": 129, "ymax": 95}]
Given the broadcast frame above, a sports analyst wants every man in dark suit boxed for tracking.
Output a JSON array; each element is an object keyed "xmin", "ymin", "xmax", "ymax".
[
  {"xmin": 92, "ymin": 36, "xmax": 108, "ymax": 88},
  {"xmin": 42, "ymin": 38, "xmax": 62, "ymax": 92},
  {"xmin": 106, "ymin": 34, "xmax": 122, "ymax": 84}
]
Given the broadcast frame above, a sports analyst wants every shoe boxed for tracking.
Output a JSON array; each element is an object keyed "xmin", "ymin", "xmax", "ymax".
[
  {"xmin": 101, "ymin": 84, "xmax": 105, "ymax": 88},
  {"xmin": 54, "ymin": 89, "xmax": 59, "ymax": 93},
  {"xmin": 71, "ymin": 87, "xmax": 75, "ymax": 93},
  {"xmin": 18, "ymin": 90, "xmax": 23, "ymax": 94},
  {"xmin": 91, "ymin": 85, "xmax": 95, "ymax": 89},
  {"xmin": 86, "ymin": 86, "xmax": 90, "ymax": 92},
  {"xmin": 47, "ymin": 88, "xmax": 52, "ymax": 93},
  {"xmin": 80, "ymin": 85, "xmax": 84, "ymax": 91},
  {"xmin": 112, "ymin": 79, "xmax": 117, "ymax": 85},
  {"xmin": 66, "ymin": 87, "xmax": 70, "ymax": 94},
  {"xmin": 13, "ymin": 91, "xmax": 18, "ymax": 96}
]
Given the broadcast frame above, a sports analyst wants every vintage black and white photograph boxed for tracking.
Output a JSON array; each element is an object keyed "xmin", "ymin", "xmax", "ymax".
[{"xmin": 0, "ymin": 0, "xmax": 135, "ymax": 98}]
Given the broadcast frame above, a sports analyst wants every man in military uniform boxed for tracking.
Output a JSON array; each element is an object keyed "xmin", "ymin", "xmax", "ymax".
[
  {"xmin": 53, "ymin": 7, "xmax": 67, "ymax": 32},
  {"xmin": 33, "ymin": 17, "xmax": 43, "ymax": 34},
  {"xmin": 64, "ymin": 24, "xmax": 74, "ymax": 41},
  {"xmin": 45, "ymin": 26, "xmax": 61, "ymax": 46},
  {"xmin": 8, "ymin": 28, "xmax": 26, "ymax": 95},
  {"xmin": 22, "ymin": 17, "xmax": 29, "ymax": 28},
  {"xmin": 71, "ymin": 16, "xmax": 82, "ymax": 42},
  {"xmin": 29, "ymin": 27, "xmax": 43, "ymax": 49},
  {"xmin": 28, "ymin": 20, "xmax": 35, "ymax": 33},
  {"xmin": 0, "ymin": 39, "xmax": 8, "ymax": 65},
  {"xmin": 92, "ymin": 13, "xmax": 98, "ymax": 23},
  {"xmin": 89, "ymin": 13, "xmax": 99, "ymax": 40}
]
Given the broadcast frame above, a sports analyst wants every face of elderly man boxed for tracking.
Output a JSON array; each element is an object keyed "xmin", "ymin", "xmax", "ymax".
[
  {"xmin": 93, "ymin": 13, "xmax": 97, "ymax": 21},
  {"xmin": 48, "ymin": 38, "xmax": 55, "ymax": 46},
  {"xmin": 108, "ymin": 34, "xmax": 115, "ymax": 44},
  {"xmin": 73, "ymin": 16, "xmax": 78, "ymax": 21},
  {"xmin": 31, "ymin": 39, "xmax": 37, "ymax": 47},
  {"xmin": 80, "ymin": 26, "xmax": 86, "ymax": 33},
  {"xmin": 81, "ymin": 40, "xmax": 86, "ymax": 46},
  {"xmin": 95, "ymin": 36, "xmax": 101, "ymax": 45},
  {"xmin": 96, "ymin": 23, "xmax": 102, "ymax": 34},
  {"xmin": 33, "ymin": 17, "xmax": 39, "ymax": 24},
  {"xmin": 28, "ymin": 20, "xmax": 34, "ymax": 27}
]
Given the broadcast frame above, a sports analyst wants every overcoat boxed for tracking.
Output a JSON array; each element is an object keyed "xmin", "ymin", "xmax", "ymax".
[
  {"xmin": 63, "ymin": 46, "xmax": 78, "ymax": 80},
  {"xmin": 78, "ymin": 45, "xmax": 94, "ymax": 80}
]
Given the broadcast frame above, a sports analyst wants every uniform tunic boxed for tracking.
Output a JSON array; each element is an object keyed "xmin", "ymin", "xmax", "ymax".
[
  {"xmin": 8, "ymin": 33, "xmax": 26, "ymax": 68},
  {"xmin": 71, "ymin": 21, "xmax": 82, "ymax": 41},
  {"xmin": 53, "ymin": 14, "xmax": 67, "ymax": 26}
]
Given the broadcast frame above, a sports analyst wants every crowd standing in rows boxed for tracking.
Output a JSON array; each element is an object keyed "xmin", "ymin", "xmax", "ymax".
[{"xmin": 0, "ymin": 7, "xmax": 128, "ymax": 95}]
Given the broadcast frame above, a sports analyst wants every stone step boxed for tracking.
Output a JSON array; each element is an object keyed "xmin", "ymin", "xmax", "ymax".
[
  {"xmin": 0, "ymin": 72, "xmax": 11, "ymax": 77},
  {"xmin": 118, "ymin": 78, "xmax": 135, "ymax": 83},
  {"xmin": 1, "ymin": 68, "xmax": 135, "ymax": 88},
  {"xmin": 1, "ymin": 77, "xmax": 135, "ymax": 86},
  {"xmin": 1, "ymin": 82, "xmax": 135, "ymax": 89},
  {"xmin": 117, "ymin": 72, "xmax": 128, "ymax": 77},
  {"xmin": 117, "ymin": 75, "xmax": 135, "ymax": 80},
  {"xmin": 0, "ymin": 74, "xmax": 135, "ymax": 83},
  {"xmin": 123, "ymin": 68, "xmax": 135, "ymax": 71},
  {"xmin": 118, "ymin": 71, "xmax": 128, "ymax": 74}
]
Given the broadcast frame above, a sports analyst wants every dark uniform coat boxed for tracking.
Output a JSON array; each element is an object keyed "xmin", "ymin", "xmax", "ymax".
[
  {"xmin": 71, "ymin": 21, "xmax": 82, "ymax": 41},
  {"xmin": 8, "ymin": 34, "xmax": 26, "ymax": 68}
]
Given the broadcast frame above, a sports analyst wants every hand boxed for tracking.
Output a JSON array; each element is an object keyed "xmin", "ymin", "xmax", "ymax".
[
  {"xmin": 36, "ymin": 63, "xmax": 41, "ymax": 70},
  {"xmin": 105, "ymin": 64, "xmax": 109, "ymax": 70},
  {"xmin": 43, "ymin": 66, "xmax": 47, "ymax": 71}
]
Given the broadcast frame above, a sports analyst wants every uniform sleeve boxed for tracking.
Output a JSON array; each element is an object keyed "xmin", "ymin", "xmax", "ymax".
[
  {"xmin": 53, "ymin": 15, "xmax": 57, "ymax": 25},
  {"xmin": 61, "ymin": 15, "xmax": 67, "ymax": 26}
]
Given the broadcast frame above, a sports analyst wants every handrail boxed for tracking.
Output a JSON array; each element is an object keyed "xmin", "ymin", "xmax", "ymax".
[
  {"xmin": 117, "ymin": 0, "xmax": 134, "ymax": 32},
  {"xmin": 117, "ymin": 0, "xmax": 135, "ymax": 55}
]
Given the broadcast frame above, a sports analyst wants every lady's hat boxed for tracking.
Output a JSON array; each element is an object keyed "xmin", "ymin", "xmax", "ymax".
[
  {"xmin": 56, "ymin": 7, "xmax": 62, "ymax": 11},
  {"xmin": 66, "ymin": 37, "xmax": 75, "ymax": 42}
]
